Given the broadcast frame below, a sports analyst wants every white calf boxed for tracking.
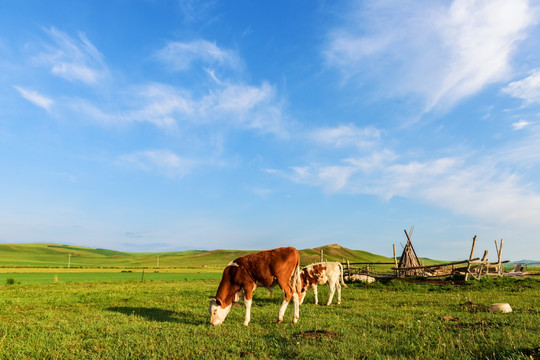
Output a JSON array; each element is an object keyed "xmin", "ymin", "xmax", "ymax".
[{"xmin": 298, "ymin": 262, "xmax": 347, "ymax": 305}]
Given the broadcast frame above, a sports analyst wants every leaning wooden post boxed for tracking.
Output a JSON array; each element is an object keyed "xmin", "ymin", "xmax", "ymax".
[
  {"xmin": 494, "ymin": 240, "xmax": 499, "ymax": 275},
  {"xmin": 479, "ymin": 250, "xmax": 488, "ymax": 279},
  {"xmin": 465, "ymin": 235, "xmax": 477, "ymax": 281},
  {"xmin": 393, "ymin": 244, "xmax": 398, "ymax": 277},
  {"xmin": 498, "ymin": 239, "xmax": 504, "ymax": 276},
  {"xmin": 346, "ymin": 260, "xmax": 350, "ymax": 281}
]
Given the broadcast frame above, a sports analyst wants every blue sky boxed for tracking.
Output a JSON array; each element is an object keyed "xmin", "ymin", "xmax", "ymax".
[{"xmin": 1, "ymin": 0, "xmax": 540, "ymax": 261}]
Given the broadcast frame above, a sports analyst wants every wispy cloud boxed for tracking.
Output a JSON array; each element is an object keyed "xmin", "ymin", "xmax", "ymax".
[
  {"xmin": 325, "ymin": 0, "xmax": 537, "ymax": 114},
  {"xmin": 36, "ymin": 27, "xmax": 107, "ymax": 84},
  {"xmin": 13, "ymin": 86, "xmax": 54, "ymax": 111},
  {"xmin": 502, "ymin": 68, "xmax": 540, "ymax": 104},
  {"xmin": 67, "ymin": 80, "xmax": 287, "ymax": 136},
  {"xmin": 116, "ymin": 150, "xmax": 197, "ymax": 178},
  {"xmin": 512, "ymin": 120, "xmax": 531, "ymax": 130},
  {"xmin": 155, "ymin": 39, "xmax": 240, "ymax": 71},
  {"xmin": 308, "ymin": 124, "xmax": 381, "ymax": 148},
  {"xmin": 271, "ymin": 142, "xmax": 540, "ymax": 228}
]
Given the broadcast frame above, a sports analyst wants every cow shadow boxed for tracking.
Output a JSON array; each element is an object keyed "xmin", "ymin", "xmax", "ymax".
[{"xmin": 106, "ymin": 307, "xmax": 205, "ymax": 325}]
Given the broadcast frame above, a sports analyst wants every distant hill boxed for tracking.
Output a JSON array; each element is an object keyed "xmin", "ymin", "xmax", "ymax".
[
  {"xmin": 0, "ymin": 243, "xmax": 394, "ymax": 268},
  {"xmin": 514, "ymin": 260, "xmax": 540, "ymax": 265}
]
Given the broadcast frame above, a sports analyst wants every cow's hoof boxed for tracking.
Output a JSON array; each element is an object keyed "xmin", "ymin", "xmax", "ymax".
[
  {"xmin": 277, "ymin": 319, "xmax": 283, "ymax": 324},
  {"xmin": 292, "ymin": 317, "xmax": 299, "ymax": 324}
]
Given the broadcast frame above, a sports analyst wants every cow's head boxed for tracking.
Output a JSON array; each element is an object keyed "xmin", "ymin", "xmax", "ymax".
[{"xmin": 208, "ymin": 298, "xmax": 232, "ymax": 326}]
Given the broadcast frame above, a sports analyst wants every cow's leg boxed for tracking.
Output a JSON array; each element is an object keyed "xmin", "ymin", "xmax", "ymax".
[
  {"xmin": 277, "ymin": 278, "xmax": 295, "ymax": 324},
  {"xmin": 327, "ymin": 282, "xmax": 336, "ymax": 306},
  {"xmin": 243, "ymin": 287, "xmax": 254, "ymax": 326},
  {"xmin": 278, "ymin": 298, "xmax": 289, "ymax": 324},
  {"xmin": 312, "ymin": 285, "xmax": 319, "ymax": 305}
]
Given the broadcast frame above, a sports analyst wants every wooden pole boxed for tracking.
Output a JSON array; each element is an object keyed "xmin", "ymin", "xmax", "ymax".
[
  {"xmin": 392, "ymin": 258, "xmax": 479, "ymax": 271},
  {"xmin": 498, "ymin": 239, "xmax": 504, "ymax": 276},
  {"xmin": 320, "ymin": 249, "xmax": 324, "ymax": 262},
  {"xmin": 346, "ymin": 260, "xmax": 350, "ymax": 281},
  {"xmin": 493, "ymin": 240, "xmax": 499, "ymax": 276},
  {"xmin": 393, "ymin": 244, "xmax": 398, "ymax": 277},
  {"xmin": 478, "ymin": 250, "xmax": 488, "ymax": 279},
  {"xmin": 465, "ymin": 235, "xmax": 477, "ymax": 281}
]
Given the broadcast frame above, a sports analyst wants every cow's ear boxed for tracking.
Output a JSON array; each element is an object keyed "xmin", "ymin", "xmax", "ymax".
[{"xmin": 215, "ymin": 298, "xmax": 222, "ymax": 306}]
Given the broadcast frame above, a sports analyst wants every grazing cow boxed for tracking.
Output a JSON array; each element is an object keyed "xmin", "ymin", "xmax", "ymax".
[
  {"xmin": 208, "ymin": 247, "xmax": 301, "ymax": 326},
  {"xmin": 298, "ymin": 261, "xmax": 348, "ymax": 305}
]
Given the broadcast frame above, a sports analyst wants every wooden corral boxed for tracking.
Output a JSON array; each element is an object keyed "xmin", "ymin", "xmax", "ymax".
[
  {"xmin": 341, "ymin": 230, "xmax": 509, "ymax": 282},
  {"xmin": 392, "ymin": 235, "xmax": 507, "ymax": 280},
  {"xmin": 343, "ymin": 261, "xmax": 395, "ymax": 282}
]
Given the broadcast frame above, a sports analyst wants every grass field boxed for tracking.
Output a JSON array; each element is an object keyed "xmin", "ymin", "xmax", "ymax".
[
  {"xmin": 0, "ymin": 275, "xmax": 538, "ymax": 359},
  {"xmin": 0, "ymin": 243, "xmax": 396, "ymax": 268},
  {"xmin": 0, "ymin": 270, "xmax": 222, "ymax": 284}
]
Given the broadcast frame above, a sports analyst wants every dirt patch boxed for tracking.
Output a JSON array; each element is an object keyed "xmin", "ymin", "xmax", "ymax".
[
  {"xmin": 442, "ymin": 315, "xmax": 460, "ymax": 322},
  {"xmin": 522, "ymin": 347, "xmax": 540, "ymax": 360},
  {"xmin": 240, "ymin": 350, "xmax": 256, "ymax": 357},
  {"xmin": 294, "ymin": 330, "xmax": 338, "ymax": 340},
  {"xmin": 460, "ymin": 301, "xmax": 489, "ymax": 312}
]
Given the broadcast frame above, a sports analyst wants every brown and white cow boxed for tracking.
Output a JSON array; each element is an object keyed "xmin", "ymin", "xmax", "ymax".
[
  {"xmin": 298, "ymin": 261, "xmax": 348, "ymax": 306},
  {"xmin": 208, "ymin": 247, "xmax": 301, "ymax": 326}
]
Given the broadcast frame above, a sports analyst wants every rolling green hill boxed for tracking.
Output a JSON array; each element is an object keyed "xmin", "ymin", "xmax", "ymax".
[{"xmin": 0, "ymin": 243, "xmax": 394, "ymax": 268}]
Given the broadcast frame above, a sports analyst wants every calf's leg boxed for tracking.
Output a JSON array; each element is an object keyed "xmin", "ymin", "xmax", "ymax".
[
  {"xmin": 313, "ymin": 285, "xmax": 319, "ymax": 305},
  {"xmin": 327, "ymin": 282, "xmax": 336, "ymax": 306},
  {"xmin": 292, "ymin": 292, "xmax": 299, "ymax": 324}
]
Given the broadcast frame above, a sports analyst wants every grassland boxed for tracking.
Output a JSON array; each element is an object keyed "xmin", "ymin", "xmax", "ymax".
[
  {"xmin": 0, "ymin": 243, "xmax": 396, "ymax": 268},
  {"xmin": 0, "ymin": 275, "xmax": 538, "ymax": 359}
]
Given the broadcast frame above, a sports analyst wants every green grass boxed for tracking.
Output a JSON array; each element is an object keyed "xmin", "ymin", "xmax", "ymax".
[
  {"xmin": 0, "ymin": 276, "xmax": 537, "ymax": 359},
  {"xmin": 0, "ymin": 271, "xmax": 222, "ymax": 284},
  {"xmin": 0, "ymin": 243, "xmax": 396, "ymax": 268}
]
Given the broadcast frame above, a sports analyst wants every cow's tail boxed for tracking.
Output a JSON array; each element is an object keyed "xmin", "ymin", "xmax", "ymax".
[
  {"xmin": 339, "ymin": 263, "xmax": 348, "ymax": 288},
  {"xmin": 291, "ymin": 256, "xmax": 301, "ymax": 294}
]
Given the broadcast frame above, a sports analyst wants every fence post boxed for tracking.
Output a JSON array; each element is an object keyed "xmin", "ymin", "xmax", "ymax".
[
  {"xmin": 393, "ymin": 244, "xmax": 398, "ymax": 277},
  {"xmin": 465, "ymin": 235, "xmax": 477, "ymax": 281}
]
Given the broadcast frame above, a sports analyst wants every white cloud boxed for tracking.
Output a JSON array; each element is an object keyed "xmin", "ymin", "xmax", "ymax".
[
  {"xmin": 309, "ymin": 124, "xmax": 381, "ymax": 148},
  {"xmin": 117, "ymin": 150, "xmax": 196, "ymax": 178},
  {"xmin": 325, "ymin": 0, "xmax": 537, "ymax": 113},
  {"xmin": 68, "ymin": 80, "xmax": 287, "ymax": 135},
  {"xmin": 512, "ymin": 120, "xmax": 531, "ymax": 130},
  {"xmin": 36, "ymin": 27, "xmax": 106, "ymax": 84},
  {"xmin": 13, "ymin": 86, "xmax": 54, "ymax": 111},
  {"xmin": 502, "ymin": 69, "xmax": 540, "ymax": 104},
  {"xmin": 155, "ymin": 39, "xmax": 240, "ymax": 71},
  {"xmin": 274, "ymin": 150, "xmax": 540, "ymax": 228}
]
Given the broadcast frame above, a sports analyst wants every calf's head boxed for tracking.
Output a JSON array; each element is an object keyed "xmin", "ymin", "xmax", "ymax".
[
  {"xmin": 208, "ymin": 298, "xmax": 232, "ymax": 326},
  {"xmin": 298, "ymin": 269, "xmax": 309, "ymax": 304}
]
